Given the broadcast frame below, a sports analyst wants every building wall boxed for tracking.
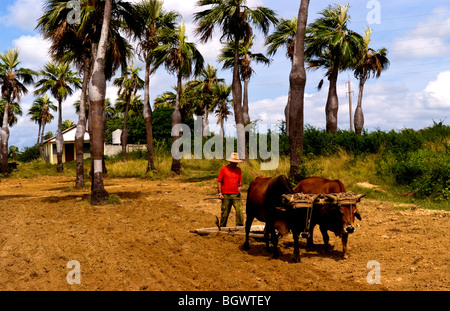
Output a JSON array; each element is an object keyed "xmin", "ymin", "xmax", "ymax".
[
  {"xmin": 104, "ymin": 144, "xmax": 147, "ymax": 157},
  {"xmin": 44, "ymin": 142, "xmax": 91, "ymax": 164}
]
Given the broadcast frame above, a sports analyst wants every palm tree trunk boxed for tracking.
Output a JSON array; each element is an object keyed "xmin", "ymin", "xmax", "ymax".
[
  {"xmin": 285, "ymin": 59, "xmax": 294, "ymax": 138},
  {"xmin": 354, "ymin": 78, "xmax": 365, "ymax": 136},
  {"xmin": 88, "ymin": 0, "xmax": 112, "ymax": 205},
  {"xmin": 243, "ymin": 77, "xmax": 250, "ymax": 126},
  {"xmin": 171, "ymin": 73, "xmax": 183, "ymax": 174},
  {"xmin": 56, "ymin": 99, "xmax": 64, "ymax": 173},
  {"xmin": 40, "ymin": 123, "xmax": 46, "ymax": 144},
  {"xmin": 288, "ymin": 0, "xmax": 310, "ymax": 180},
  {"xmin": 202, "ymin": 107, "xmax": 209, "ymax": 137},
  {"xmin": 143, "ymin": 62, "xmax": 156, "ymax": 172},
  {"xmin": 219, "ymin": 118, "xmax": 225, "ymax": 141},
  {"xmin": 1, "ymin": 101, "xmax": 10, "ymax": 177},
  {"xmin": 326, "ymin": 61, "xmax": 340, "ymax": 135},
  {"xmin": 232, "ymin": 36, "xmax": 245, "ymax": 160},
  {"xmin": 285, "ymin": 88, "xmax": 291, "ymax": 137},
  {"xmin": 243, "ymin": 76, "xmax": 251, "ymax": 161},
  {"xmin": 37, "ymin": 123, "xmax": 42, "ymax": 145},
  {"xmin": 121, "ymin": 94, "xmax": 131, "ymax": 162},
  {"xmin": 75, "ymin": 57, "xmax": 90, "ymax": 188},
  {"xmin": 40, "ymin": 122, "xmax": 46, "ymax": 158}
]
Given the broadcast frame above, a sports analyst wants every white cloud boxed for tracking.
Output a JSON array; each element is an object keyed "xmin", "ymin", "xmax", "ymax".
[
  {"xmin": 0, "ymin": 0, "xmax": 45, "ymax": 31},
  {"xmin": 13, "ymin": 35, "xmax": 51, "ymax": 70},
  {"xmin": 164, "ymin": 0, "xmax": 197, "ymax": 21},
  {"xmin": 241, "ymin": 72, "xmax": 450, "ymax": 134},
  {"xmin": 424, "ymin": 71, "xmax": 450, "ymax": 107},
  {"xmin": 392, "ymin": 37, "xmax": 450, "ymax": 58},
  {"xmin": 392, "ymin": 10, "xmax": 450, "ymax": 58}
]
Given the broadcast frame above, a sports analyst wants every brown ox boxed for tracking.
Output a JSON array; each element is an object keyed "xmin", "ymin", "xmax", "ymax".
[
  {"xmin": 243, "ymin": 175, "xmax": 294, "ymax": 259},
  {"xmin": 294, "ymin": 176, "xmax": 363, "ymax": 258}
]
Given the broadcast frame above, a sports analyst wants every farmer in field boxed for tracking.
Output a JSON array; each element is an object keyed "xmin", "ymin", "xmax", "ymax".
[{"xmin": 217, "ymin": 152, "xmax": 244, "ymax": 227}]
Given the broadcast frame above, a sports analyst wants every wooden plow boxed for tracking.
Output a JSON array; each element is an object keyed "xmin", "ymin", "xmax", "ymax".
[
  {"xmin": 190, "ymin": 225, "xmax": 265, "ymax": 239},
  {"xmin": 190, "ymin": 192, "xmax": 365, "ymax": 239}
]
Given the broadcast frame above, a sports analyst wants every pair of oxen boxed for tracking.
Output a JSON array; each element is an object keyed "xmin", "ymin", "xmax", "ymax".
[{"xmin": 243, "ymin": 176, "xmax": 366, "ymax": 262}]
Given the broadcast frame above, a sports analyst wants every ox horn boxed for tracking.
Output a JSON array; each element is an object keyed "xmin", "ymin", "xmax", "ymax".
[
  {"xmin": 311, "ymin": 194, "xmax": 321, "ymax": 204},
  {"xmin": 324, "ymin": 194, "xmax": 338, "ymax": 203},
  {"xmin": 355, "ymin": 193, "xmax": 367, "ymax": 201},
  {"xmin": 282, "ymin": 194, "xmax": 294, "ymax": 204}
]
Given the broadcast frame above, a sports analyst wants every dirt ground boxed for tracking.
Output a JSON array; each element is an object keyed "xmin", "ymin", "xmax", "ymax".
[{"xmin": 0, "ymin": 175, "xmax": 448, "ymax": 291}]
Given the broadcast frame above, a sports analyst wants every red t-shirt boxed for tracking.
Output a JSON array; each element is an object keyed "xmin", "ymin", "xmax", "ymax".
[{"xmin": 218, "ymin": 164, "xmax": 242, "ymax": 194}]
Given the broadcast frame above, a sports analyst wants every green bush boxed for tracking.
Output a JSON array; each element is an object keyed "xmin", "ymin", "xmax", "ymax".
[
  {"xmin": 17, "ymin": 146, "xmax": 41, "ymax": 162},
  {"xmin": 377, "ymin": 148, "xmax": 450, "ymax": 200}
]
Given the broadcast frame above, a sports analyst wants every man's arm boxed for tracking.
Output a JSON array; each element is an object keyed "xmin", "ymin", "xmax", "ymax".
[
  {"xmin": 238, "ymin": 169, "xmax": 243, "ymax": 192},
  {"xmin": 217, "ymin": 182, "xmax": 224, "ymax": 199}
]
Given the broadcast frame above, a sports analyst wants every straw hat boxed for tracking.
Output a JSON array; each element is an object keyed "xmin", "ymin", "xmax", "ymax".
[{"xmin": 226, "ymin": 152, "xmax": 243, "ymax": 163}]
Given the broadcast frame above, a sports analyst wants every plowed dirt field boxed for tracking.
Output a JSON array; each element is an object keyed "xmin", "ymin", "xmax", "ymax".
[{"xmin": 0, "ymin": 176, "xmax": 448, "ymax": 291}]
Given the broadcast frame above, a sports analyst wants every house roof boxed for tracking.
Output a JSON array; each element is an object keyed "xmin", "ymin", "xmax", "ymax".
[{"xmin": 44, "ymin": 124, "xmax": 90, "ymax": 144}]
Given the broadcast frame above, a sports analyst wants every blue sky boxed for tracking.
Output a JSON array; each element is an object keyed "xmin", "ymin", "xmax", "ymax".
[{"xmin": 0, "ymin": 0, "xmax": 449, "ymax": 149}]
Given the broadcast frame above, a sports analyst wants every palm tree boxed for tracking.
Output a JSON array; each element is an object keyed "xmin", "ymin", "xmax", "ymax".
[
  {"xmin": 135, "ymin": 0, "xmax": 180, "ymax": 172},
  {"xmin": 154, "ymin": 84, "xmax": 199, "ymax": 121},
  {"xmin": 288, "ymin": 0, "xmax": 310, "ymax": 182},
  {"xmin": 266, "ymin": 17, "xmax": 298, "ymax": 61},
  {"xmin": 154, "ymin": 91, "xmax": 175, "ymax": 109},
  {"xmin": 113, "ymin": 66, "xmax": 144, "ymax": 162},
  {"xmin": 88, "ymin": 0, "xmax": 112, "ymax": 205},
  {"xmin": 0, "ymin": 99, "xmax": 23, "ymax": 128},
  {"xmin": 219, "ymin": 36, "xmax": 271, "ymax": 127},
  {"xmin": 353, "ymin": 27, "xmax": 389, "ymax": 135},
  {"xmin": 305, "ymin": 3, "xmax": 364, "ymax": 135},
  {"xmin": 34, "ymin": 61, "xmax": 82, "ymax": 173},
  {"xmin": 188, "ymin": 64, "xmax": 224, "ymax": 137},
  {"xmin": 62, "ymin": 119, "xmax": 75, "ymax": 131},
  {"xmin": 194, "ymin": 0, "xmax": 278, "ymax": 159},
  {"xmin": 151, "ymin": 22, "xmax": 204, "ymax": 174},
  {"xmin": 28, "ymin": 94, "xmax": 56, "ymax": 145},
  {"xmin": 212, "ymin": 83, "xmax": 233, "ymax": 139},
  {"xmin": 0, "ymin": 49, "xmax": 36, "ymax": 177},
  {"xmin": 266, "ymin": 17, "xmax": 298, "ymax": 136},
  {"xmin": 115, "ymin": 94, "xmax": 143, "ymax": 117},
  {"xmin": 37, "ymin": 0, "xmax": 138, "ymax": 187}
]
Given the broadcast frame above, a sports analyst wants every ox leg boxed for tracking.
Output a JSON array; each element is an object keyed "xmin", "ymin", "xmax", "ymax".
[
  {"xmin": 341, "ymin": 233, "xmax": 349, "ymax": 259},
  {"xmin": 243, "ymin": 215, "xmax": 254, "ymax": 251},
  {"xmin": 320, "ymin": 226, "xmax": 330, "ymax": 252},
  {"xmin": 265, "ymin": 221, "xmax": 279, "ymax": 258},
  {"xmin": 264, "ymin": 222, "xmax": 273, "ymax": 253},
  {"xmin": 292, "ymin": 231, "xmax": 300, "ymax": 263},
  {"xmin": 271, "ymin": 230, "xmax": 280, "ymax": 259},
  {"xmin": 306, "ymin": 224, "xmax": 315, "ymax": 249},
  {"xmin": 264, "ymin": 226, "xmax": 270, "ymax": 252}
]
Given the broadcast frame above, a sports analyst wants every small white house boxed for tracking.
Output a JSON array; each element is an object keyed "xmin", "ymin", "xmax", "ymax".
[
  {"xmin": 42, "ymin": 125, "xmax": 90, "ymax": 164},
  {"xmin": 43, "ymin": 125, "xmax": 148, "ymax": 164}
]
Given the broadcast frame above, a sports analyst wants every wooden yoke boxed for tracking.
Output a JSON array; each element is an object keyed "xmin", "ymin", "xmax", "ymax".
[
  {"xmin": 281, "ymin": 192, "xmax": 366, "ymax": 208},
  {"xmin": 282, "ymin": 193, "xmax": 320, "ymax": 209},
  {"xmin": 323, "ymin": 192, "xmax": 367, "ymax": 205}
]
